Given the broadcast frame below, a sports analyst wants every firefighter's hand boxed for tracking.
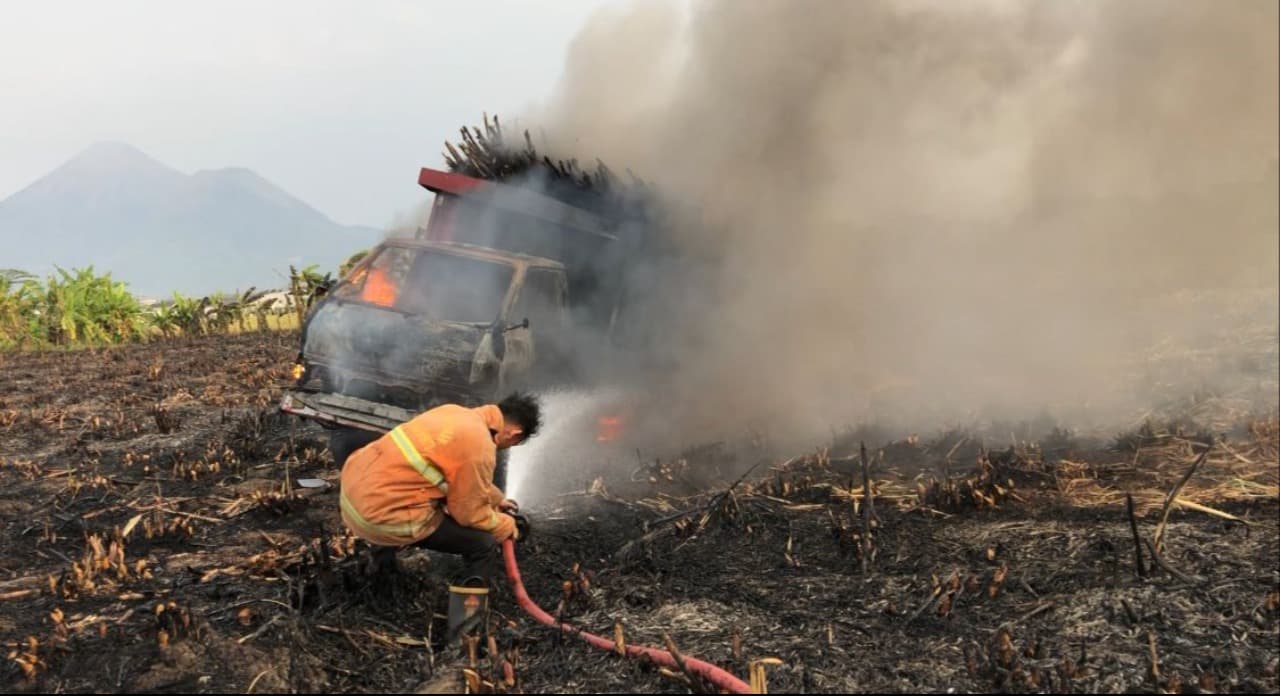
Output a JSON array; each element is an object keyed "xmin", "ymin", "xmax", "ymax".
[
  {"xmin": 512, "ymin": 513, "xmax": 531, "ymax": 544},
  {"xmin": 492, "ymin": 513, "xmax": 519, "ymax": 542},
  {"xmin": 499, "ymin": 499, "xmax": 520, "ymax": 513}
]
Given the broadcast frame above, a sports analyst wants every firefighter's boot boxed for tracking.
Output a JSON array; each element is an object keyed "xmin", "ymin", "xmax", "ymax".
[{"xmin": 446, "ymin": 577, "xmax": 489, "ymax": 646}]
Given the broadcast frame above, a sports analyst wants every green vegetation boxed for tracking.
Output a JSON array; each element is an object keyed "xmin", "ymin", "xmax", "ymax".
[
  {"xmin": 0, "ymin": 266, "xmax": 145, "ymax": 348},
  {"xmin": 0, "ymin": 263, "xmax": 342, "ymax": 350},
  {"xmin": 339, "ymin": 249, "xmax": 369, "ymax": 278}
]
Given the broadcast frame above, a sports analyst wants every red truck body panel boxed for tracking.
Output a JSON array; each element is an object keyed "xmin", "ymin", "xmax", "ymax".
[{"xmin": 417, "ymin": 167, "xmax": 616, "ymax": 245}]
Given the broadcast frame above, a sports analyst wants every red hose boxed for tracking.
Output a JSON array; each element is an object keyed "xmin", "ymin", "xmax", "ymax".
[{"xmin": 501, "ymin": 539, "xmax": 753, "ymax": 693}]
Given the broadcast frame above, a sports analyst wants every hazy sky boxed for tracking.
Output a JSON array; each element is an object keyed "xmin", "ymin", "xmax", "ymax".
[{"xmin": 0, "ymin": 0, "xmax": 623, "ymax": 227}]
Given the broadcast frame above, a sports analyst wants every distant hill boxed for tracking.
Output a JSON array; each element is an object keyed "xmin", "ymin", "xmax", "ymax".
[{"xmin": 0, "ymin": 142, "xmax": 384, "ymax": 298}]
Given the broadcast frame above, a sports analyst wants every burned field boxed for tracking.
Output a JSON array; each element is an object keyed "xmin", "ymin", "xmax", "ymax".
[{"xmin": 1, "ymin": 330, "xmax": 1277, "ymax": 693}]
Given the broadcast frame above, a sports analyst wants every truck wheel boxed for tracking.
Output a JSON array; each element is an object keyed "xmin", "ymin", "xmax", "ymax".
[{"xmin": 493, "ymin": 449, "xmax": 509, "ymax": 493}]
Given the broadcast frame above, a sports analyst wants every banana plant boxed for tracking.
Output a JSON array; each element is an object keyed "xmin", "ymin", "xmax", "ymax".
[
  {"xmin": 234, "ymin": 287, "xmax": 268, "ymax": 332},
  {"xmin": 148, "ymin": 303, "xmax": 180, "ymax": 339},
  {"xmin": 339, "ymin": 250, "xmax": 370, "ymax": 278},
  {"xmin": 169, "ymin": 293, "xmax": 208, "ymax": 337},
  {"xmin": 0, "ymin": 269, "xmax": 39, "ymax": 347},
  {"xmin": 206, "ymin": 291, "xmax": 232, "ymax": 334},
  {"xmin": 289, "ymin": 264, "xmax": 334, "ymax": 326}
]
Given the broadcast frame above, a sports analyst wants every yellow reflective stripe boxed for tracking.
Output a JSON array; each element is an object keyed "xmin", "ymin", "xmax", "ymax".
[
  {"xmin": 340, "ymin": 491, "xmax": 430, "ymax": 540},
  {"xmin": 447, "ymin": 585, "xmax": 490, "ymax": 595},
  {"xmin": 484, "ymin": 509, "xmax": 499, "ymax": 532},
  {"xmin": 389, "ymin": 425, "xmax": 449, "ymax": 494}
]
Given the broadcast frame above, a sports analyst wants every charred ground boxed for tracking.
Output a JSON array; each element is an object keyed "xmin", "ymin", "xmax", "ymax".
[{"xmin": 0, "ymin": 331, "xmax": 1276, "ymax": 693}]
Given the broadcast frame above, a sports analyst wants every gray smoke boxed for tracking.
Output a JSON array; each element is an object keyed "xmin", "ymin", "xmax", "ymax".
[{"xmin": 515, "ymin": 0, "xmax": 1278, "ymax": 453}]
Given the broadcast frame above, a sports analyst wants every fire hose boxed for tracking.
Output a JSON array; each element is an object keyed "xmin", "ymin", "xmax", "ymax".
[{"xmin": 501, "ymin": 537, "xmax": 753, "ymax": 694}]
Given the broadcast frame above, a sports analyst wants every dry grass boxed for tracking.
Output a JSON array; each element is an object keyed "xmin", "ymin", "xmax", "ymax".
[{"xmin": 1059, "ymin": 416, "xmax": 1279, "ymax": 514}]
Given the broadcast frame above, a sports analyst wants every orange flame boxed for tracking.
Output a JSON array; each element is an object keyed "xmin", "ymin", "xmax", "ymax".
[{"xmin": 596, "ymin": 416, "xmax": 624, "ymax": 442}]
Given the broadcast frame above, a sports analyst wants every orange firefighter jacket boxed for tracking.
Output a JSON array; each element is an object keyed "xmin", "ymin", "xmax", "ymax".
[{"xmin": 339, "ymin": 404, "xmax": 517, "ymax": 547}]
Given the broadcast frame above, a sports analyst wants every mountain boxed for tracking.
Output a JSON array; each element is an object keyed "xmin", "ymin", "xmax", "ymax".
[{"xmin": 0, "ymin": 142, "xmax": 384, "ymax": 298}]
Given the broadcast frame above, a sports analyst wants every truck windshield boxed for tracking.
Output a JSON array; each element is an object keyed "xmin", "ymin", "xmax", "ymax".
[{"xmin": 336, "ymin": 247, "xmax": 514, "ymax": 323}]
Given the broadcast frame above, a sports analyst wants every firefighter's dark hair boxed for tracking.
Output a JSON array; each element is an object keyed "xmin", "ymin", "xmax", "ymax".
[{"xmin": 498, "ymin": 391, "xmax": 542, "ymax": 441}]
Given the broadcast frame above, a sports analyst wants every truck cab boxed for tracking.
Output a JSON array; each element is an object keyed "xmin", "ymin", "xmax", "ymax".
[
  {"xmin": 295, "ymin": 239, "xmax": 569, "ymax": 412},
  {"xmin": 281, "ymin": 166, "xmax": 639, "ymax": 488}
]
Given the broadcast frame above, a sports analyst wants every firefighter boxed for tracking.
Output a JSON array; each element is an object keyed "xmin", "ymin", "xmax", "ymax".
[{"xmin": 338, "ymin": 392, "xmax": 541, "ymax": 642}]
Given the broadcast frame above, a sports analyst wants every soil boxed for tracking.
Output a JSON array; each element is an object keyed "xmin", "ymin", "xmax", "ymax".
[{"xmin": 1, "ymin": 330, "xmax": 1276, "ymax": 693}]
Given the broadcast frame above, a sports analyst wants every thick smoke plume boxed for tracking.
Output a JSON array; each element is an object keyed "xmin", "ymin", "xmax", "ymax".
[{"xmin": 521, "ymin": 0, "xmax": 1278, "ymax": 452}]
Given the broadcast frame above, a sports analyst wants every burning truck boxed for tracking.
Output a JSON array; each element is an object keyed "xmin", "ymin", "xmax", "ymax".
[{"xmin": 280, "ymin": 118, "xmax": 670, "ymax": 487}]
